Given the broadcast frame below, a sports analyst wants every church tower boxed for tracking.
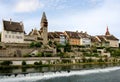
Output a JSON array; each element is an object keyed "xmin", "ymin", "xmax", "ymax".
[
  {"xmin": 105, "ymin": 26, "xmax": 110, "ymax": 36},
  {"xmin": 40, "ymin": 12, "xmax": 48, "ymax": 45}
]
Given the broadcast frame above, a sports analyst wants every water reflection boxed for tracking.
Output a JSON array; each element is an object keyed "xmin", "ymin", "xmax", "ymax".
[{"xmin": 0, "ymin": 63, "xmax": 120, "ymax": 74}]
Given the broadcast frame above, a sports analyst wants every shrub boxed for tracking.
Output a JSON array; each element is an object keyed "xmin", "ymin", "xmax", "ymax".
[
  {"xmin": 1, "ymin": 61, "xmax": 12, "ymax": 66},
  {"xmin": 34, "ymin": 61, "xmax": 42, "ymax": 65},
  {"xmin": 34, "ymin": 42, "xmax": 42, "ymax": 48},
  {"xmin": 22, "ymin": 61, "xmax": 26, "ymax": 66},
  {"xmin": 23, "ymin": 54, "xmax": 31, "ymax": 57},
  {"xmin": 34, "ymin": 62, "xmax": 39, "ymax": 65},
  {"xmin": 30, "ymin": 42, "xmax": 35, "ymax": 48}
]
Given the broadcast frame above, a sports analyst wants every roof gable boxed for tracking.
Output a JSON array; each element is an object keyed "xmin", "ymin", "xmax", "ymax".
[
  {"xmin": 65, "ymin": 31, "xmax": 80, "ymax": 39},
  {"xmin": 105, "ymin": 35, "xmax": 119, "ymax": 41}
]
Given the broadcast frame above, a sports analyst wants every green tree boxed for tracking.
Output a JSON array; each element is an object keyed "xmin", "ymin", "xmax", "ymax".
[
  {"xmin": 35, "ymin": 42, "xmax": 42, "ymax": 48},
  {"xmin": 48, "ymin": 40, "xmax": 53, "ymax": 46},
  {"xmin": 64, "ymin": 43, "xmax": 71, "ymax": 52},
  {"xmin": 30, "ymin": 42, "xmax": 35, "ymax": 48}
]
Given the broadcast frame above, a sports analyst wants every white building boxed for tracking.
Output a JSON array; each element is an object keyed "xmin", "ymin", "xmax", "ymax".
[
  {"xmin": 78, "ymin": 32, "xmax": 91, "ymax": 46},
  {"xmin": 1, "ymin": 19, "xmax": 24, "ymax": 43}
]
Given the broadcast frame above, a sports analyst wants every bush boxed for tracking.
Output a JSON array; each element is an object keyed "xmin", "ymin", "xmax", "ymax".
[
  {"xmin": 36, "ymin": 53, "xmax": 43, "ymax": 57},
  {"xmin": 44, "ymin": 53, "xmax": 52, "ymax": 57},
  {"xmin": 34, "ymin": 61, "xmax": 42, "ymax": 65},
  {"xmin": 1, "ymin": 61, "xmax": 12, "ymax": 66},
  {"xmin": 30, "ymin": 42, "xmax": 42, "ymax": 48},
  {"xmin": 30, "ymin": 42, "xmax": 35, "ymax": 48},
  {"xmin": 35, "ymin": 42, "xmax": 42, "ymax": 48},
  {"xmin": 34, "ymin": 62, "xmax": 39, "ymax": 65},
  {"xmin": 23, "ymin": 54, "xmax": 32, "ymax": 57},
  {"xmin": 22, "ymin": 61, "xmax": 26, "ymax": 66}
]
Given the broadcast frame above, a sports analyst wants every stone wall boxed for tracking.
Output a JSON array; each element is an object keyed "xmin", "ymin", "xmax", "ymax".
[{"xmin": 0, "ymin": 48, "xmax": 34, "ymax": 57}]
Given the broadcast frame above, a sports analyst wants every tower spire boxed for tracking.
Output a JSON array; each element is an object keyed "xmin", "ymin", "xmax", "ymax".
[
  {"xmin": 105, "ymin": 26, "xmax": 110, "ymax": 36},
  {"xmin": 40, "ymin": 12, "xmax": 48, "ymax": 45},
  {"xmin": 41, "ymin": 12, "xmax": 47, "ymax": 23}
]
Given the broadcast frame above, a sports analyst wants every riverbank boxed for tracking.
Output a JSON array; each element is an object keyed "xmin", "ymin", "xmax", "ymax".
[{"xmin": 0, "ymin": 62, "xmax": 120, "ymax": 73}]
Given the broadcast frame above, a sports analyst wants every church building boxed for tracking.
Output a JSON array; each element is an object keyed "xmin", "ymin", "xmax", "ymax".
[{"xmin": 27, "ymin": 12, "xmax": 48, "ymax": 45}]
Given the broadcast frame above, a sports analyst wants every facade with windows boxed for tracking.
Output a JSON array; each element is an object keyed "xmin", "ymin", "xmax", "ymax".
[
  {"xmin": 1, "ymin": 19, "xmax": 24, "ymax": 43},
  {"xmin": 80, "ymin": 38, "xmax": 91, "ymax": 46}
]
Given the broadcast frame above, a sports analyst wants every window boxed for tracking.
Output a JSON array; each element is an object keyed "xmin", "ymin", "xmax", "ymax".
[
  {"xmin": 9, "ymin": 35, "xmax": 11, "ymax": 38},
  {"xmin": 5, "ymin": 35, "xmax": 7, "ymax": 38},
  {"xmin": 7, "ymin": 31, "xmax": 9, "ymax": 34},
  {"xmin": 16, "ymin": 36, "xmax": 19, "ymax": 39},
  {"xmin": 12, "ymin": 35, "xmax": 14, "ymax": 38}
]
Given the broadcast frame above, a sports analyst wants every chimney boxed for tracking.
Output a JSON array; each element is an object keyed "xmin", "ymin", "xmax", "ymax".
[
  {"xmin": 85, "ymin": 31, "xmax": 87, "ymax": 34},
  {"xmin": 20, "ymin": 21, "xmax": 23, "ymax": 26},
  {"xmin": 10, "ymin": 18, "xmax": 12, "ymax": 24},
  {"xmin": 76, "ymin": 30, "xmax": 78, "ymax": 33}
]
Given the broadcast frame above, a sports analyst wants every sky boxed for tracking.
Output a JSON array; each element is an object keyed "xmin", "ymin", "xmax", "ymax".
[{"xmin": 0, "ymin": 0, "xmax": 120, "ymax": 39}]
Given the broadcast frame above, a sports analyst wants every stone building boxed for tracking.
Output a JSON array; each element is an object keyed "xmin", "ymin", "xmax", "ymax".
[{"xmin": 27, "ymin": 12, "xmax": 48, "ymax": 45}]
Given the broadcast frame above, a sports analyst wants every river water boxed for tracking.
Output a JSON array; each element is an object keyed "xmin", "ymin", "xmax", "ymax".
[{"xmin": 0, "ymin": 63, "xmax": 120, "ymax": 82}]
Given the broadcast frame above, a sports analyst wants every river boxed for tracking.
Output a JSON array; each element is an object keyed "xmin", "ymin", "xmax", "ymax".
[{"xmin": 0, "ymin": 63, "xmax": 120, "ymax": 82}]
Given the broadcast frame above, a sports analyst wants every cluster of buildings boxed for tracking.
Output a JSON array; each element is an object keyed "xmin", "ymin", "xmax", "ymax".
[{"xmin": 0, "ymin": 12, "xmax": 119, "ymax": 48}]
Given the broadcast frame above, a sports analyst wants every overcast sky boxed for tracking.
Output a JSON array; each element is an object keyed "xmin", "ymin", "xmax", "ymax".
[{"xmin": 0, "ymin": 0, "xmax": 120, "ymax": 39}]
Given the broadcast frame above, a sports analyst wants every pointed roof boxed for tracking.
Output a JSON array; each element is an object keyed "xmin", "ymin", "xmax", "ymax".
[
  {"xmin": 105, "ymin": 26, "xmax": 110, "ymax": 36},
  {"xmin": 41, "ymin": 12, "xmax": 47, "ymax": 23},
  {"xmin": 29, "ymin": 28, "xmax": 40, "ymax": 36}
]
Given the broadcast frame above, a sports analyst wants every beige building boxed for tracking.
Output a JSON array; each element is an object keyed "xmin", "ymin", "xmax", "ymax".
[
  {"xmin": 91, "ymin": 27, "xmax": 119, "ymax": 47},
  {"xmin": 1, "ymin": 19, "xmax": 24, "ymax": 43}
]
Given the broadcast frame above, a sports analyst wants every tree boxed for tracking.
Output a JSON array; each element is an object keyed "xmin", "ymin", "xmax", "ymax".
[
  {"xmin": 30, "ymin": 42, "xmax": 35, "ymax": 48},
  {"xmin": 30, "ymin": 42, "xmax": 43, "ymax": 48},
  {"xmin": 48, "ymin": 40, "xmax": 53, "ymax": 46},
  {"xmin": 35, "ymin": 42, "xmax": 42, "ymax": 48},
  {"xmin": 64, "ymin": 43, "xmax": 71, "ymax": 52}
]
